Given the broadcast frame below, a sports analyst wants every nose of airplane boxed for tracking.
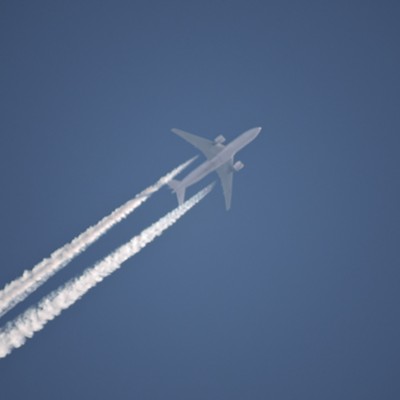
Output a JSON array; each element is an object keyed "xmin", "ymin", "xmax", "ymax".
[{"xmin": 242, "ymin": 127, "xmax": 262, "ymax": 141}]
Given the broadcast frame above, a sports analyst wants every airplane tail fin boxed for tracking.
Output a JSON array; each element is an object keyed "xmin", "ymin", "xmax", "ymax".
[{"xmin": 168, "ymin": 179, "xmax": 186, "ymax": 205}]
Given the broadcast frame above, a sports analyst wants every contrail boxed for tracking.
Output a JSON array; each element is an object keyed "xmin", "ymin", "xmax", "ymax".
[
  {"xmin": 0, "ymin": 158, "xmax": 196, "ymax": 319},
  {"xmin": 0, "ymin": 184, "xmax": 213, "ymax": 359}
]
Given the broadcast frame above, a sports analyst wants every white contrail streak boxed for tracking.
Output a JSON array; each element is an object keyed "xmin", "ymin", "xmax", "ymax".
[
  {"xmin": 0, "ymin": 158, "xmax": 196, "ymax": 319},
  {"xmin": 0, "ymin": 184, "xmax": 213, "ymax": 359}
]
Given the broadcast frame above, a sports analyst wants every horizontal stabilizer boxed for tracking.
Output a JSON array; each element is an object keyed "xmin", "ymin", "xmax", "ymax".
[{"xmin": 168, "ymin": 179, "xmax": 186, "ymax": 205}]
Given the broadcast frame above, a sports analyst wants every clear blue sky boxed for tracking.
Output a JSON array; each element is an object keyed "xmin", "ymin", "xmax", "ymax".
[{"xmin": 1, "ymin": 1, "xmax": 399, "ymax": 399}]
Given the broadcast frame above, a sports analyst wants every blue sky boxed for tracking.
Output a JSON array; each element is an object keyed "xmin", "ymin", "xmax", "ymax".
[{"xmin": 1, "ymin": 1, "xmax": 399, "ymax": 399}]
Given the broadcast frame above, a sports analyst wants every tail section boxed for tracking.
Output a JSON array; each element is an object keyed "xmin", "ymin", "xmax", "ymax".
[{"xmin": 168, "ymin": 179, "xmax": 186, "ymax": 205}]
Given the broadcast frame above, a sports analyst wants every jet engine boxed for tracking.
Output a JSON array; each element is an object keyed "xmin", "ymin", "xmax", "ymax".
[
  {"xmin": 214, "ymin": 135, "xmax": 226, "ymax": 144},
  {"xmin": 233, "ymin": 161, "xmax": 244, "ymax": 171}
]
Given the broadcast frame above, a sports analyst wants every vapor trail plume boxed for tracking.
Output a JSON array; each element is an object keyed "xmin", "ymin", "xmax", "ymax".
[
  {"xmin": 0, "ymin": 184, "xmax": 212, "ymax": 359},
  {"xmin": 0, "ymin": 158, "xmax": 196, "ymax": 319}
]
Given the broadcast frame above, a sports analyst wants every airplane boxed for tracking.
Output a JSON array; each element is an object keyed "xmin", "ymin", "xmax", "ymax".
[{"xmin": 168, "ymin": 127, "xmax": 261, "ymax": 210}]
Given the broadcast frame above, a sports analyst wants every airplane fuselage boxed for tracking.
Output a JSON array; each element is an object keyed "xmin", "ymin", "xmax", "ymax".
[{"xmin": 178, "ymin": 127, "xmax": 260, "ymax": 190}]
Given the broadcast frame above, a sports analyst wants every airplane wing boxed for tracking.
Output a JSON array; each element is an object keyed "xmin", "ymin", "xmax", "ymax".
[
  {"xmin": 171, "ymin": 128, "xmax": 224, "ymax": 160},
  {"xmin": 216, "ymin": 159, "xmax": 234, "ymax": 210}
]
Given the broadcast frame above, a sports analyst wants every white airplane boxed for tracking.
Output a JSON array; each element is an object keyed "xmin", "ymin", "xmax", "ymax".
[{"xmin": 169, "ymin": 127, "xmax": 261, "ymax": 210}]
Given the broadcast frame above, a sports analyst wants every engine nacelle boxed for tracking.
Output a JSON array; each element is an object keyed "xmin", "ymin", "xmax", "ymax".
[
  {"xmin": 214, "ymin": 135, "xmax": 226, "ymax": 144},
  {"xmin": 233, "ymin": 161, "xmax": 244, "ymax": 171}
]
